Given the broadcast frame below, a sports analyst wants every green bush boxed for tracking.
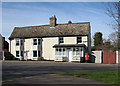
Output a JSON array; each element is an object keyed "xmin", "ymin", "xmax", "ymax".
[{"xmin": 38, "ymin": 57, "xmax": 44, "ymax": 61}]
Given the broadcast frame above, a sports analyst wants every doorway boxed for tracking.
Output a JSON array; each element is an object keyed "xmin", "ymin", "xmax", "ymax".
[{"xmin": 67, "ymin": 48, "xmax": 72, "ymax": 62}]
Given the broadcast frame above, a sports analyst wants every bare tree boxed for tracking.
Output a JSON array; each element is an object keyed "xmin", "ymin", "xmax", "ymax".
[
  {"xmin": 105, "ymin": 2, "xmax": 119, "ymax": 29},
  {"xmin": 105, "ymin": 2, "xmax": 120, "ymax": 49},
  {"xmin": 108, "ymin": 31, "xmax": 118, "ymax": 48}
]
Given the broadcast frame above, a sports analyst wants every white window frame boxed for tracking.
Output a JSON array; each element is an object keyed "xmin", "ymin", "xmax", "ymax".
[
  {"xmin": 20, "ymin": 51, "xmax": 24, "ymax": 57},
  {"xmin": 72, "ymin": 47, "xmax": 83, "ymax": 57},
  {"xmin": 15, "ymin": 39, "xmax": 24, "ymax": 46},
  {"xmin": 33, "ymin": 38, "xmax": 41, "ymax": 46},
  {"xmin": 77, "ymin": 36, "xmax": 82, "ymax": 44},
  {"xmin": 33, "ymin": 39, "xmax": 38, "ymax": 45},
  {"xmin": 33, "ymin": 50, "xmax": 38, "ymax": 57},
  {"xmin": 55, "ymin": 48, "xmax": 66, "ymax": 57},
  {"xmin": 38, "ymin": 39, "xmax": 41, "ymax": 45},
  {"xmin": 20, "ymin": 39, "xmax": 24, "ymax": 46},
  {"xmin": 32, "ymin": 50, "xmax": 41, "ymax": 58},
  {"xmin": 16, "ymin": 39, "xmax": 20, "ymax": 46},
  {"xmin": 59, "ymin": 37, "xmax": 64, "ymax": 44},
  {"xmin": 16, "ymin": 51, "xmax": 20, "ymax": 57}
]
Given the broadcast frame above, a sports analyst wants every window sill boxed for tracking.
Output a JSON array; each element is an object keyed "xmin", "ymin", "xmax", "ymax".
[
  {"xmin": 16, "ymin": 57, "xmax": 20, "ymax": 58},
  {"xmin": 73, "ymin": 56, "xmax": 80, "ymax": 57},
  {"xmin": 55, "ymin": 56, "xmax": 66, "ymax": 57},
  {"xmin": 32, "ymin": 57, "xmax": 38, "ymax": 58}
]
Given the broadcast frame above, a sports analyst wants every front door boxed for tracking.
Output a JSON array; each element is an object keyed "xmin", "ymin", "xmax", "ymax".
[{"xmin": 67, "ymin": 48, "xmax": 72, "ymax": 62}]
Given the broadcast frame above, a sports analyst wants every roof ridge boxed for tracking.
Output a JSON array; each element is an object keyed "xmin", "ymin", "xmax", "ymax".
[{"xmin": 15, "ymin": 22, "xmax": 90, "ymax": 29}]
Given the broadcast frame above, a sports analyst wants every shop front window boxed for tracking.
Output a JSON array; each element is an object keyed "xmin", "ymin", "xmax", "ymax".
[
  {"xmin": 73, "ymin": 48, "xmax": 82, "ymax": 57},
  {"xmin": 55, "ymin": 48, "xmax": 66, "ymax": 57}
]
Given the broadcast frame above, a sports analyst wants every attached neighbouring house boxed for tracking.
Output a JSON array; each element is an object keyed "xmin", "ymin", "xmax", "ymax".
[
  {"xmin": 9, "ymin": 16, "xmax": 91, "ymax": 62},
  {"xmin": 0, "ymin": 34, "xmax": 8, "ymax": 60},
  {"xmin": 0, "ymin": 34, "xmax": 4, "ymax": 60}
]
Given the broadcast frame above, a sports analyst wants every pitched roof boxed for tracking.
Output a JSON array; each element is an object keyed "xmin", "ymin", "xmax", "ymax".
[{"xmin": 9, "ymin": 22, "xmax": 90, "ymax": 39}]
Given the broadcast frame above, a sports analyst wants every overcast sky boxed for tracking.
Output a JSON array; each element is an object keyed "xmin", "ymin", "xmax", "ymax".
[{"xmin": 1, "ymin": 2, "xmax": 116, "ymax": 41}]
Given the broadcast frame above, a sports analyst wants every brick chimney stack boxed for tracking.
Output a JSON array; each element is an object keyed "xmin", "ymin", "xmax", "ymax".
[{"xmin": 50, "ymin": 15, "xmax": 57, "ymax": 27}]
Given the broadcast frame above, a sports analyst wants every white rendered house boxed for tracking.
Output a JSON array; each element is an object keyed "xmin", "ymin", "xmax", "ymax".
[{"xmin": 9, "ymin": 16, "xmax": 91, "ymax": 62}]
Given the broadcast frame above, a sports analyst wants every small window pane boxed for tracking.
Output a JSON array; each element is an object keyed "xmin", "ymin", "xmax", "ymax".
[
  {"xmin": 16, "ymin": 40, "xmax": 19, "ymax": 46},
  {"xmin": 73, "ymin": 48, "xmax": 75, "ymax": 51},
  {"xmin": 59, "ymin": 48, "xmax": 61, "ymax": 52},
  {"xmin": 56, "ymin": 48, "xmax": 58, "ymax": 51},
  {"xmin": 77, "ymin": 36, "xmax": 82, "ymax": 43},
  {"xmin": 56, "ymin": 48, "xmax": 59, "ymax": 55},
  {"xmin": 20, "ymin": 40, "xmax": 24, "ymax": 46},
  {"xmin": 59, "ymin": 48, "xmax": 62, "ymax": 55},
  {"xmin": 59, "ymin": 37, "xmax": 64, "ymax": 44},
  {"xmin": 33, "ymin": 51, "xmax": 37, "ymax": 57},
  {"xmin": 38, "ymin": 39, "xmax": 41, "ymax": 45},
  {"xmin": 76, "ymin": 52, "xmax": 80, "ymax": 55},
  {"xmin": 21, "ymin": 51, "xmax": 24, "ymax": 57},
  {"xmin": 76, "ymin": 48, "xmax": 79, "ymax": 51},
  {"xmin": 73, "ymin": 48, "xmax": 75, "ymax": 56},
  {"xmin": 38, "ymin": 51, "xmax": 41, "ymax": 57},
  {"xmin": 33, "ymin": 39, "xmax": 37, "ymax": 45},
  {"xmin": 16, "ymin": 51, "xmax": 19, "ymax": 57},
  {"xmin": 63, "ymin": 48, "xmax": 65, "ymax": 52}
]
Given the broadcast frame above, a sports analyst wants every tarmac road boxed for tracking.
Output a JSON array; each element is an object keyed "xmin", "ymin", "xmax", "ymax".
[{"xmin": 2, "ymin": 61, "xmax": 118, "ymax": 85}]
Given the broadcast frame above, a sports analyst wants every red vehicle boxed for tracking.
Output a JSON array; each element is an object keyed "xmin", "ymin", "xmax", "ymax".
[{"xmin": 85, "ymin": 53, "xmax": 90, "ymax": 63}]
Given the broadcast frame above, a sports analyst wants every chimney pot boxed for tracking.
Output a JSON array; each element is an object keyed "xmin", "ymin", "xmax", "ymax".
[{"xmin": 50, "ymin": 16, "xmax": 57, "ymax": 27}]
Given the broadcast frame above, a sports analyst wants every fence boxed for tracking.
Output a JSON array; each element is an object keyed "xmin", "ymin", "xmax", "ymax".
[
  {"xmin": 103, "ymin": 52, "xmax": 116, "ymax": 64},
  {"xmin": 91, "ymin": 51, "xmax": 118, "ymax": 64}
]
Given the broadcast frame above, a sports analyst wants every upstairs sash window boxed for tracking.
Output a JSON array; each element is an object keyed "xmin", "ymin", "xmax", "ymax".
[
  {"xmin": 20, "ymin": 40, "xmax": 24, "ymax": 46},
  {"xmin": 38, "ymin": 39, "xmax": 41, "ymax": 45},
  {"xmin": 59, "ymin": 37, "xmax": 64, "ymax": 44},
  {"xmin": 16, "ymin": 40, "xmax": 19, "ymax": 46},
  {"xmin": 77, "ymin": 36, "xmax": 82, "ymax": 43},
  {"xmin": 33, "ymin": 39, "xmax": 41, "ymax": 45},
  {"xmin": 33, "ymin": 39, "xmax": 37, "ymax": 45},
  {"xmin": 21, "ymin": 51, "xmax": 24, "ymax": 57}
]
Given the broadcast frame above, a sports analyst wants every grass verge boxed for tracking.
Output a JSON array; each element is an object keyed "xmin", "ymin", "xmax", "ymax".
[{"xmin": 61, "ymin": 70, "xmax": 119, "ymax": 85}]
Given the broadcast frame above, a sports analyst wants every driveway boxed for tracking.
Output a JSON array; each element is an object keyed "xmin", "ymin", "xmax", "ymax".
[{"xmin": 2, "ymin": 61, "xmax": 118, "ymax": 85}]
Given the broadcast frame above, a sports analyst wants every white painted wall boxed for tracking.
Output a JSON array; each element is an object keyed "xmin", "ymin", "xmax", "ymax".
[
  {"xmin": 91, "ymin": 51, "xmax": 102, "ymax": 63},
  {"xmin": 64, "ymin": 36, "xmax": 88, "ymax": 46},
  {"xmin": 9, "ymin": 39, "xmax": 15, "ymax": 57},
  {"xmin": 116, "ymin": 51, "xmax": 118, "ymax": 64},
  {"xmin": 10, "ymin": 36, "xmax": 90, "ymax": 61},
  {"xmin": 64, "ymin": 37, "xmax": 76, "ymax": 44},
  {"xmin": 24, "ymin": 38, "xmax": 32, "ymax": 59},
  {"xmin": 42, "ymin": 37, "xmax": 58, "ymax": 60}
]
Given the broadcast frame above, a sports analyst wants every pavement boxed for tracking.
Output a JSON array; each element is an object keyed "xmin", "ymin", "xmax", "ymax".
[
  {"xmin": 2, "ymin": 61, "xmax": 118, "ymax": 85},
  {"xmin": 2, "ymin": 74, "xmax": 113, "ymax": 84}
]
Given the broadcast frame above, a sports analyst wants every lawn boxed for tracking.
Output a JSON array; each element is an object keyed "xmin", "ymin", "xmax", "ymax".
[{"xmin": 61, "ymin": 70, "xmax": 119, "ymax": 85}]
